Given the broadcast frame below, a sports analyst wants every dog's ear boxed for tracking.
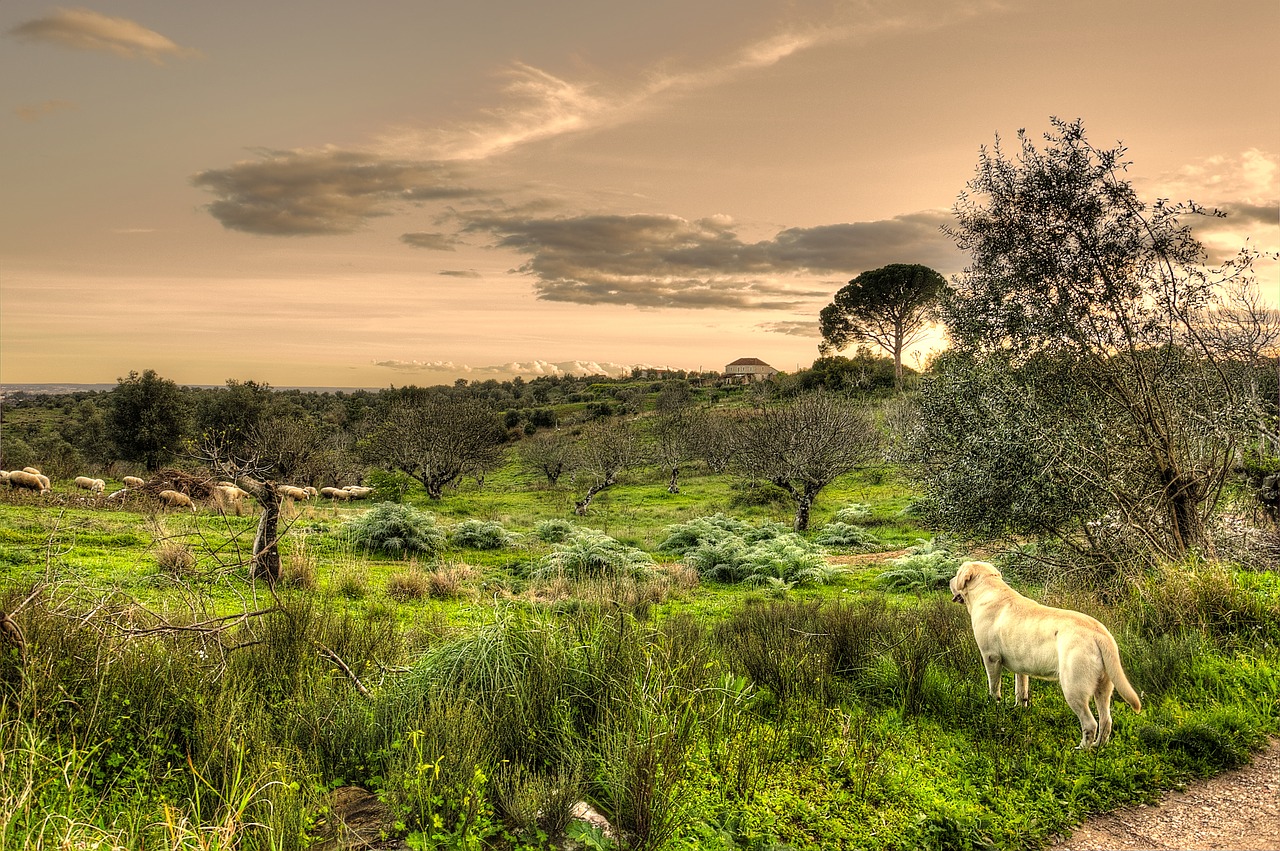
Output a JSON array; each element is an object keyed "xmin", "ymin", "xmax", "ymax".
[{"xmin": 952, "ymin": 561, "xmax": 977, "ymax": 591}]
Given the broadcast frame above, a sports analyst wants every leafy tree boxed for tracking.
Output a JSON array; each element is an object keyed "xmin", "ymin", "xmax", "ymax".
[
  {"xmin": 107, "ymin": 370, "xmax": 189, "ymax": 471},
  {"xmin": 819, "ymin": 264, "xmax": 945, "ymax": 390},
  {"xmin": 364, "ymin": 394, "xmax": 506, "ymax": 499},
  {"xmin": 193, "ymin": 379, "xmax": 273, "ymax": 457},
  {"xmin": 915, "ymin": 117, "xmax": 1274, "ymax": 560},
  {"xmin": 730, "ymin": 391, "xmax": 882, "ymax": 531}
]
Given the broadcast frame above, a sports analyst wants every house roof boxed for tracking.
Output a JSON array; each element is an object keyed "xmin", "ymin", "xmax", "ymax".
[{"xmin": 726, "ymin": 357, "xmax": 774, "ymax": 367}]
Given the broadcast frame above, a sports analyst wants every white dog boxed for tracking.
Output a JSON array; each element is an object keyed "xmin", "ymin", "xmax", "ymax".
[{"xmin": 949, "ymin": 561, "xmax": 1141, "ymax": 747}]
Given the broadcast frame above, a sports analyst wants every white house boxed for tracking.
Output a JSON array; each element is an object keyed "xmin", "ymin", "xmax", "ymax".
[{"xmin": 723, "ymin": 357, "xmax": 778, "ymax": 384}]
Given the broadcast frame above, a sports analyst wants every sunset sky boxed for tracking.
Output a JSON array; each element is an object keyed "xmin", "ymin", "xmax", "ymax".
[{"xmin": 2, "ymin": 1, "xmax": 1276, "ymax": 388}]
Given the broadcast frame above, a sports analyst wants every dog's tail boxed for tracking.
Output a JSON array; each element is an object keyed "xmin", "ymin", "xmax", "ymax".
[{"xmin": 1100, "ymin": 637, "xmax": 1141, "ymax": 713}]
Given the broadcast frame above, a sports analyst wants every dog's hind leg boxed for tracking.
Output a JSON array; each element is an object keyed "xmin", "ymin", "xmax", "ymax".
[
  {"xmin": 1094, "ymin": 678, "xmax": 1115, "ymax": 745},
  {"xmin": 1064, "ymin": 685, "xmax": 1100, "ymax": 748},
  {"xmin": 1015, "ymin": 673, "xmax": 1031, "ymax": 707}
]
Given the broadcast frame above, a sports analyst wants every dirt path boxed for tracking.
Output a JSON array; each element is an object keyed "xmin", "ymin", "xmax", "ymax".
[{"xmin": 1055, "ymin": 739, "xmax": 1280, "ymax": 850}]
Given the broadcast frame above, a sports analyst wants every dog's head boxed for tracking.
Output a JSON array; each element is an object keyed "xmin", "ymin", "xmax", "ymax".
[{"xmin": 949, "ymin": 560, "xmax": 1000, "ymax": 604}]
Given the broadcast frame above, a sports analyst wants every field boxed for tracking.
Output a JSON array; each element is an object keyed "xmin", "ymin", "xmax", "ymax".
[{"xmin": 2, "ymin": 461, "xmax": 1279, "ymax": 850}]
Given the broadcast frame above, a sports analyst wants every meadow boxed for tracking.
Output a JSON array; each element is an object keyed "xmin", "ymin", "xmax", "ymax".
[{"xmin": 2, "ymin": 461, "xmax": 1278, "ymax": 851}]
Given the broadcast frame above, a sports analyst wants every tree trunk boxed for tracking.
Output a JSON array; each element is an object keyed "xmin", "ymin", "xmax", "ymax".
[
  {"xmin": 251, "ymin": 481, "xmax": 282, "ymax": 585},
  {"xmin": 667, "ymin": 466, "xmax": 681, "ymax": 494},
  {"xmin": 575, "ymin": 476, "xmax": 616, "ymax": 515}
]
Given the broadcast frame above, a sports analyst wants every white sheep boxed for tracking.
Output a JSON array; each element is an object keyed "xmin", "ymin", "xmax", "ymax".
[
  {"xmin": 303, "ymin": 486, "xmax": 319, "ymax": 498},
  {"xmin": 0, "ymin": 471, "xmax": 9, "ymax": 485},
  {"xmin": 343, "ymin": 485, "xmax": 374, "ymax": 499},
  {"xmin": 319, "ymin": 486, "xmax": 352, "ymax": 500},
  {"xmin": 8, "ymin": 470, "xmax": 50, "ymax": 494},
  {"xmin": 22, "ymin": 466, "xmax": 42, "ymax": 475},
  {"xmin": 75, "ymin": 476, "xmax": 107, "ymax": 493},
  {"xmin": 278, "ymin": 485, "xmax": 310, "ymax": 500},
  {"xmin": 122, "ymin": 475, "xmax": 146, "ymax": 488},
  {"xmin": 215, "ymin": 484, "xmax": 251, "ymax": 500},
  {"xmin": 158, "ymin": 489, "xmax": 196, "ymax": 512}
]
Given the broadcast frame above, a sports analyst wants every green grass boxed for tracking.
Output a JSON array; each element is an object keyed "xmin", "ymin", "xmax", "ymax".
[{"xmin": 2, "ymin": 459, "xmax": 1278, "ymax": 850}]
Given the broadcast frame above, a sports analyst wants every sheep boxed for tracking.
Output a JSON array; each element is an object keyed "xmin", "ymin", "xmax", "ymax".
[
  {"xmin": 8, "ymin": 470, "xmax": 50, "ymax": 494},
  {"xmin": 319, "ymin": 486, "xmax": 352, "ymax": 500},
  {"xmin": 278, "ymin": 485, "xmax": 310, "ymax": 501},
  {"xmin": 343, "ymin": 485, "xmax": 374, "ymax": 499},
  {"xmin": 0, "ymin": 471, "xmax": 9, "ymax": 485},
  {"xmin": 215, "ymin": 484, "xmax": 251, "ymax": 501},
  {"xmin": 22, "ymin": 467, "xmax": 42, "ymax": 475},
  {"xmin": 303, "ymin": 486, "xmax": 318, "ymax": 498},
  {"xmin": 122, "ymin": 475, "xmax": 146, "ymax": 488},
  {"xmin": 74, "ymin": 476, "xmax": 106, "ymax": 493},
  {"xmin": 158, "ymin": 489, "xmax": 196, "ymax": 512}
]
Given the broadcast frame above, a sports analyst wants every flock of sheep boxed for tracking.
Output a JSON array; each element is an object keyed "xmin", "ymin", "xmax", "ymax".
[{"xmin": 0, "ymin": 467, "xmax": 375, "ymax": 512}]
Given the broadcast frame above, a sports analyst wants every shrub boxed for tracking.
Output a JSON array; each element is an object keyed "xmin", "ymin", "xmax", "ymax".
[
  {"xmin": 833, "ymin": 503, "xmax": 873, "ymax": 524},
  {"xmin": 814, "ymin": 521, "xmax": 881, "ymax": 549},
  {"xmin": 365, "ymin": 468, "xmax": 413, "ymax": 502},
  {"xmin": 740, "ymin": 535, "xmax": 835, "ymax": 586},
  {"xmin": 449, "ymin": 518, "xmax": 517, "ymax": 550},
  {"xmin": 533, "ymin": 530, "xmax": 656, "ymax": 581},
  {"xmin": 728, "ymin": 481, "xmax": 792, "ymax": 508},
  {"xmin": 534, "ymin": 518, "xmax": 577, "ymax": 543},
  {"xmin": 344, "ymin": 502, "xmax": 445, "ymax": 557},
  {"xmin": 875, "ymin": 538, "xmax": 959, "ymax": 593},
  {"xmin": 657, "ymin": 514, "xmax": 752, "ymax": 554},
  {"xmin": 154, "ymin": 540, "xmax": 197, "ymax": 576},
  {"xmin": 387, "ymin": 567, "xmax": 431, "ymax": 601}
]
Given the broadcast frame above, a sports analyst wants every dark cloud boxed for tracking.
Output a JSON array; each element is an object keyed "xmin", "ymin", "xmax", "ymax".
[
  {"xmin": 192, "ymin": 148, "xmax": 480, "ymax": 236},
  {"xmin": 438, "ymin": 269, "xmax": 481, "ymax": 278},
  {"xmin": 401, "ymin": 231, "xmax": 460, "ymax": 250},
  {"xmin": 1216, "ymin": 202, "xmax": 1279, "ymax": 230},
  {"xmin": 8, "ymin": 8, "xmax": 198, "ymax": 63},
  {"xmin": 459, "ymin": 210, "xmax": 963, "ymax": 309}
]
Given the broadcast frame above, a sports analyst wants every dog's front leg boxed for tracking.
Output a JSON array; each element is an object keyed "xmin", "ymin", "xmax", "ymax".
[
  {"xmin": 983, "ymin": 654, "xmax": 1003, "ymax": 700},
  {"xmin": 1015, "ymin": 673, "xmax": 1031, "ymax": 707}
]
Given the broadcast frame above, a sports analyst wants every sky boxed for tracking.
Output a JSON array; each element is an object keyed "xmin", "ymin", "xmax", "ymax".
[{"xmin": 1, "ymin": 0, "xmax": 1276, "ymax": 389}]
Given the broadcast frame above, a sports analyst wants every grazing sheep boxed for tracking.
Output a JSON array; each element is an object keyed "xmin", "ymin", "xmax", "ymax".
[
  {"xmin": 0, "ymin": 471, "xmax": 9, "ymax": 485},
  {"xmin": 278, "ymin": 485, "xmax": 310, "ymax": 500},
  {"xmin": 122, "ymin": 475, "xmax": 146, "ymax": 488},
  {"xmin": 320, "ymin": 486, "xmax": 352, "ymax": 500},
  {"xmin": 343, "ymin": 485, "xmax": 374, "ymax": 499},
  {"xmin": 215, "ymin": 484, "xmax": 251, "ymax": 500},
  {"xmin": 158, "ymin": 489, "xmax": 196, "ymax": 512},
  {"xmin": 8, "ymin": 470, "xmax": 50, "ymax": 494},
  {"xmin": 303, "ymin": 486, "xmax": 319, "ymax": 498},
  {"xmin": 74, "ymin": 476, "xmax": 107, "ymax": 493},
  {"xmin": 22, "ymin": 467, "xmax": 42, "ymax": 475}
]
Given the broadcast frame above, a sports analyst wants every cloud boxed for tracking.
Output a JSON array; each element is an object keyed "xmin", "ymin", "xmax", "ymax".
[
  {"xmin": 460, "ymin": 209, "xmax": 962, "ymax": 309},
  {"xmin": 438, "ymin": 269, "xmax": 481, "ymax": 278},
  {"xmin": 758, "ymin": 320, "xmax": 821, "ymax": 338},
  {"xmin": 191, "ymin": 148, "xmax": 481, "ymax": 235},
  {"xmin": 14, "ymin": 99, "xmax": 76, "ymax": 122},
  {"xmin": 375, "ymin": 2, "xmax": 1000, "ymax": 163},
  {"xmin": 8, "ymin": 8, "xmax": 198, "ymax": 63},
  {"xmin": 401, "ymin": 231, "xmax": 460, "ymax": 250},
  {"xmin": 372, "ymin": 359, "xmax": 637, "ymax": 378}
]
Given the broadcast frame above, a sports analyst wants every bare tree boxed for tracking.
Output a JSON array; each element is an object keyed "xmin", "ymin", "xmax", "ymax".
[
  {"xmin": 730, "ymin": 391, "xmax": 882, "ymax": 531},
  {"xmin": 571, "ymin": 419, "xmax": 643, "ymax": 515},
  {"xmin": 364, "ymin": 396, "xmax": 506, "ymax": 499},
  {"xmin": 519, "ymin": 429, "xmax": 575, "ymax": 487},
  {"xmin": 193, "ymin": 418, "xmax": 336, "ymax": 585}
]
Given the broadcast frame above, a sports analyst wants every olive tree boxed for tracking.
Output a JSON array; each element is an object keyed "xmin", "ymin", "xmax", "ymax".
[
  {"xmin": 914, "ymin": 117, "xmax": 1274, "ymax": 560},
  {"xmin": 730, "ymin": 391, "xmax": 882, "ymax": 531}
]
